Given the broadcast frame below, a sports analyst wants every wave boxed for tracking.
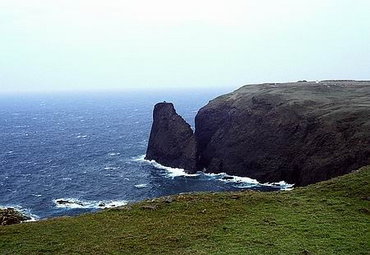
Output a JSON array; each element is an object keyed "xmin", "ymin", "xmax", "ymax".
[
  {"xmin": 134, "ymin": 184, "xmax": 148, "ymax": 189},
  {"xmin": 76, "ymin": 135, "xmax": 88, "ymax": 138},
  {"xmin": 132, "ymin": 154, "xmax": 294, "ymax": 190},
  {"xmin": 132, "ymin": 155, "xmax": 199, "ymax": 178},
  {"xmin": 108, "ymin": 152, "xmax": 121, "ymax": 156},
  {"xmin": 53, "ymin": 198, "xmax": 128, "ymax": 209},
  {"xmin": 212, "ymin": 173, "xmax": 294, "ymax": 190},
  {"xmin": 104, "ymin": 166, "xmax": 119, "ymax": 171}
]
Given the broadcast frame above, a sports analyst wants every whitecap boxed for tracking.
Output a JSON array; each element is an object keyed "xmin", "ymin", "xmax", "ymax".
[
  {"xmin": 104, "ymin": 166, "xmax": 119, "ymax": 171},
  {"xmin": 76, "ymin": 135, "xmax": 88, "ymax": 138},
  {"xmin": 134, "ymin": 184, "xmax": 148, "ymax": 189},
  {"xmin": 53, "ymin": 198, "xmax": 128, "ymax": 209},
  {"xmin": 108, "ymin": 152, "xmax": 121, "ymax": 156}
]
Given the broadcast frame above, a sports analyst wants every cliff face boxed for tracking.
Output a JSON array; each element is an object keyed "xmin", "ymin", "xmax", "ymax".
[
  {"xmin": 147, "ymin": 81, "xmax": 370, "ymax": 185},
  {"xmin": 145, "ymin": 102, "xmax": 197, "ymax": 172}
]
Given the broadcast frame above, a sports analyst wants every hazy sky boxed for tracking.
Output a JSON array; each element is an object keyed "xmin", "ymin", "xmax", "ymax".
[{"xmin": 1, "ymin": 0, "xmax": 369, "ymax": 94}]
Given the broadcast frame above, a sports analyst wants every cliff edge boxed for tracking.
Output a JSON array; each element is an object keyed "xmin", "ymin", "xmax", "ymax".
[{"xmin": 147, "ymin": 81, "xmax": 370, "ymax": 185}]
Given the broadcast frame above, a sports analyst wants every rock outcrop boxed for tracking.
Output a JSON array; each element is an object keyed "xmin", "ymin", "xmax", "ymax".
[
  {"xmin": 145, "ymin": 102, "xmax": 197, "ymax": 172},
  {"xmin": 0, "ymin": 208, "xmax": 30, "ymax": 226},
  {"xmin": 146, "ymin": 81, "xmax": 370, "ymax": 185}
]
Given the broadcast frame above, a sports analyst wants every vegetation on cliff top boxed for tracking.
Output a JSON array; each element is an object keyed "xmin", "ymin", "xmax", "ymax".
[{"xmin": 0, "ymin": 166, "xmax": 369, "ymax": 255}]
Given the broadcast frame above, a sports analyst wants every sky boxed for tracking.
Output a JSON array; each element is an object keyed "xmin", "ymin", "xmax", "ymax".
[{"xmin": 0, "ymin": 0, "xmax": 369, "ymax": 94}]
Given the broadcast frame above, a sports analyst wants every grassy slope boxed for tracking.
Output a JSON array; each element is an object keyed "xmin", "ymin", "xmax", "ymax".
[{"xmin": 0, "ymin": 166, "xmax": 369, "ymax": 255}]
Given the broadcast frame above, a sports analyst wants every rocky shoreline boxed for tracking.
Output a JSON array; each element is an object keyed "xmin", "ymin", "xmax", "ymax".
[
  {"xmin": 146, "ymin": 80, "xmax": 370, "ymax": 186},
  {"xmin": 0, "ymin": 208, "xmax": 30, "ymax": 226}
]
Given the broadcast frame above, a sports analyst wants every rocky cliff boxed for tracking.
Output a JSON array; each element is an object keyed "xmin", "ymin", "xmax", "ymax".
[
  {"xmin": 145, "ymin": 102, "xmax": 197, "ymax": 172},
  {"xmin": 146, "ymin": 81, "xmax": 370, "ymax": 185}
]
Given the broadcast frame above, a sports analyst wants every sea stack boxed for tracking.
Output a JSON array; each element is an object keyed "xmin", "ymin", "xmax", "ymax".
[
  {"xmin": 145, "ymin": 102, "xmax": 197, "ymax": 173},
  {"xmin": 146, "ymin": 81, "xmax": 370, "ymax": 186}
]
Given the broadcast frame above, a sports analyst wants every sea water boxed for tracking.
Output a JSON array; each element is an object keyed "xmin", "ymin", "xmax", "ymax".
[{"xmin": 0, "ymin": 89, "xmax": 292, "ymax": 220}]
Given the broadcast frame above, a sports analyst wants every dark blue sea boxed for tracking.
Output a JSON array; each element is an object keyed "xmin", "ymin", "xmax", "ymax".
[{"xmin": 0, "ymin": 89, "xmax": 292, "ymax": 220}]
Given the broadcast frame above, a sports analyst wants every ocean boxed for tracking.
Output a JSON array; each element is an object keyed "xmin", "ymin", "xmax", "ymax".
[{"xmin": 0, "ymin": 89, "xmax": 292, "ymax": 220}]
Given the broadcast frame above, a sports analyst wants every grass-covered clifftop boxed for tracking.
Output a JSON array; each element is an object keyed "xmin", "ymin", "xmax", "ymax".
[{"xmin": 1, "ymin": 166, "xmax": 369, "ymax": 255}]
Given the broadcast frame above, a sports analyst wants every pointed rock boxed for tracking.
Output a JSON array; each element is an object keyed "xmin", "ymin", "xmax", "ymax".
[{"xmin": 145, "ymin": 102, "xmax": 197, "ymax": 173}]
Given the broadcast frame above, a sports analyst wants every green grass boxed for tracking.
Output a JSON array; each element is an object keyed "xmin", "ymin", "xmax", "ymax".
[{"xmin": 1, "ymin": 166, "xmax": 369, "ymax": 255}]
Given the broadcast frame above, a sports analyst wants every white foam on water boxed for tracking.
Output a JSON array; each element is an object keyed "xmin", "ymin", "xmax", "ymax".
[
  {"xmin": 132, "ymin": 155, "xmax": 199, "ymax": 178},
  {"xmin": 131, "ymin": 154, "xmax": 146, "ymax": 162},
  {"xmin": 207, "ymin": 172, "xmax": 259, "ymax": 184},
  {"xmin": 264, "ymin": 181, "xmax": 294, "ymax": 191},
  {"xmin": 102, "ymin": 200, "xmax": 128, "ymax": 208},
  {"xmin": 53, "ymin": 198, "xmax": 128, "ymax": 209},
  {"xmin": 108, "ymin": 152, "xmax": 121, "ymax": 156},
  {"xmin": 132, "ymin": 154, "xmax": 294, "ymax": 190},
  {"xmin": 134, "ymin": 184, "xmax": 148, "ymax": 189},
  {"xmin": 76, "ymin": 135, "xmax": 88, "ymax": 138},
  {"xmin": 0, "ymin": 205, "xmax": 39, "ymax": 222},
  {"xmin": 207, "ymin": 172, "xmax": 294, "ymax": 190},
  {"xmin": 104, "ymin": 166, "xmax": 119, "ymax": 171}
]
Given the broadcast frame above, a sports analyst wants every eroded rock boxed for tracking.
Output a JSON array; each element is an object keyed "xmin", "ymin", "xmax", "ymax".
[
  {"xmin": 195, "ymin": 81, "xmax": 370, "ymax": 185},
  {"xmin": 145, "ymin": 102, "xmax": 197, "ymax": 173},
  {"xmin": 0, "ymin": 208, "xmax": 30, "ymax": 226},
  {"xmin": 146, "ymin": 81, "xmax": 370, "ymax": 186}
]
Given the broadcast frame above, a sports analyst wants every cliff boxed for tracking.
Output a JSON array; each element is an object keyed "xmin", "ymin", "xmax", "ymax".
[
  {"xmin": 147, "ymin": 81, "xmax": 370, "ymax": 185},
  {"xmin": 145, "ymin": 102, "xmax": 197, "ymax": 172}
]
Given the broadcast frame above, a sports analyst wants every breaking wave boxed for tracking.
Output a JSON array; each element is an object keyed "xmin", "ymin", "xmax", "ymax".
[
  {"xmin": 132, "ymin": 155, "xmax": 199, "ymax": 178},
  {"xmin": 134, "ymin": 184, "xmax": 148, "ymax": 189},
  {"xmin": 0, "ymin": 204, "xmax": 39, "ymax": 222},
  {"xmin": 132, "ymin": 154, "xmax": 294, "ymax": 190},
  {"xmin": 211, "ymin": 173, "xmax": 294, "ymax": 190},
  {"xmin": 53, "ymin": 198, "xmax": 128, "ymax": 209}
]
